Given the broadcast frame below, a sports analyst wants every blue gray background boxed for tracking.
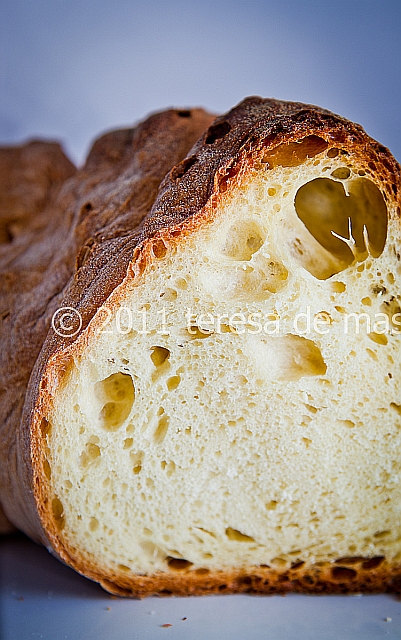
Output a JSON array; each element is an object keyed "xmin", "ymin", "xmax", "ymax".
[{"xmin": 1, "ymin": 0, "xmax": 400, "ymax": 166}]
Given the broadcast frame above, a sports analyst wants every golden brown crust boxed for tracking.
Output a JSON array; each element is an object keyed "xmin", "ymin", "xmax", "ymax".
[
  {"xmin": 97, "ymin": 558, "xmax": 401, "ymax": 598},
  {"xmin": 0, "ymin": 108, "xmax": 215, "ymax": 535},
  {"xmin": 1, "ymin": 98, "xmax": 400, "ymax": 595}
]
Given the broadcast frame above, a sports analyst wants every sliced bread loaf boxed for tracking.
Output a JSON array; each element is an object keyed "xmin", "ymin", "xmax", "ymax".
[{"xmin": 1, "ymin": 98, "xmax": 400, "ymax": 596}]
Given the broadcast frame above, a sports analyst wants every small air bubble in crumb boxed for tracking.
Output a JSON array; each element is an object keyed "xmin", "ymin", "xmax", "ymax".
[{"xmin": 384, "ymin": 617, "xmax": 392, "ymax": 622}]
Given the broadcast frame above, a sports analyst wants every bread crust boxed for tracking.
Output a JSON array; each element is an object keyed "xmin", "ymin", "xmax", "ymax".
[
  {"xmin": 1, "ymin": 98, "xmax": 400, "ymax": 595},
  {"xmin": 0, "ymin": 108, "xmax": 215, "ymax": 535},
  {"xmin": 98, "ymin": 559, "xmax": 401, "ymax": 598}
]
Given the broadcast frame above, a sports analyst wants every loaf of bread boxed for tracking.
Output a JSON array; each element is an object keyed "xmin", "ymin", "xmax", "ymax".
[{"xmin": 1, "ymin": 98, "xmax": 400, "ymax": 596}]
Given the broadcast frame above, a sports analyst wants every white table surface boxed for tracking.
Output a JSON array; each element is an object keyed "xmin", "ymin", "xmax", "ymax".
[{"xmin": 1, "ymin": 533, "xmax": 400, "ymax": 640}]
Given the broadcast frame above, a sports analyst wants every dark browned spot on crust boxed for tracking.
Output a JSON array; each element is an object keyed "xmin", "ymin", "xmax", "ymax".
[
  {"xmin": 331, "ymin": 567, "xmax": 357, "ymax": 580},
  {"xmin": 176, "ymin": 110, "xmax": 191, "ymax": 118},
  {"xmin": 171, "ymin": 155, "xmax": 197, "ymax": 180},
  {"xmin": 205, "ymin": 121, "xmax": 231, "ymax": 144}
]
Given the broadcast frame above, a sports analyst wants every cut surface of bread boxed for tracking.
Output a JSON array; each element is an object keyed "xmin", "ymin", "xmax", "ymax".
[{"xmin": 1, "ymin": 98, "xmax": 401, "ymax": 596}]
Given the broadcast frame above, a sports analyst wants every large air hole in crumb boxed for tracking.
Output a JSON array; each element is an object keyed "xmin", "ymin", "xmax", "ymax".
[
  {"xmin": 331, "ymin": 281, "xmax": 346, "ymax": 293},
  {"xmin": 294, "ymin": 177, "xmax": 387, "ymax": 279},
  {"xmin": 161, "ymin": 288, "xmax": 177, "ymax": 301},
  {"xmin": 201, "ymin": 258, "xmax": 288, "ymax": 301},
  {"xmin": 368, "ymin": 332, "xmax": 388, "ymax": 346},
  {"xmin": 118, "ymin": 564, "xmax": 130, "ymax": 573},
  {"xmin": 167, "ymin": 375, "xmax": 181, "ymax": 391},
  {"xmin": 161, "ymin": 460, "xmax": 176, "ymax": 476},
  {"xmin": 51, "ymin": 497, "xmax": 65, "ymax": 530},
  {"xmin": 80, "ymin": 442, "xmax": 101, "ymax": 468},
  {"xmin": 331, "ymin": 167, "xmax": 351, "ymax": 180},
  {"xmin": 225, "ymin": 527, "xmax": 255, "ymax": 542},
  {"xmin": 95, "ymin": 373, "xmax": 135, "ymax": 431},
  {"xmin": 248, "ymin": 334, "xmax": 326, "ymax": 382},
  {"xmin": 381, "ymin": 297, "xmax": 401, "ymax": 331},
  {"xmin": 154, "ymin": 414, "xmax": 170, "ymax": 444},
  {"xmin": 130, "ymin": 450, "xmax": 144, "ymax": 474},
  {"xmin": 187, "ymin": 325, "xmax": 214, "ymax": 339},
  {"xmin": 390, "ymin": 403, "xmax": 401, "ymax": 415},
  {"xmin": 362, "ymin": 556, "xmax": 384, "ymax": 569},
  {"xmin": 43, "ymin": 459, "xmax": 51, "ymax": 480},
  {"xmin": 41, "ymin": 417, "xmax": 51, "ymax": 437},
  {"xmin": 221, "ymin": 220, "xmax": 265, "ymax": 261},
  {"xmin": 140, "ymin": 541, "xmax": 166, "ymax": 562},
  {"xmin": 89, "ymin": 517, "xmax": 99, "ymax": 532},
  {"xmin": 150, "ymin": 346, "xmax": 170, "ymax": 366},
  {"xmin": 262, "ymin": 136, "xmax": 328, "ymax": 168},
  {"xmin": 270, "ymin": 557, "xmax": 288, "ymax": 568},
  {"xmin": 152, "ymin": 239, "xmax": 167, "ymax": 259},
  {"xmin": 334, "ymin": 556, "xmax": 364, "ymax": 564},
  {"xmin": 167, "ymin": 557, "xmax": 193, "ymax": 570}
]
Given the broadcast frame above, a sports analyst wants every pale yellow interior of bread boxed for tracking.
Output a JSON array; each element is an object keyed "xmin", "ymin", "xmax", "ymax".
[{"xmin": 45, "ymin": 139, "xmax": 401, "ymax": 577}]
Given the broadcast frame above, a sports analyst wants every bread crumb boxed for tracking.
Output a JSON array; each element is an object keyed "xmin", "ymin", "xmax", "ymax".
[
  {"xmin": 384, "ymin": 617, "xmax": 392, "ymax": 622},
  {"xmin": 161, "ymin": 623, "xmax": 172, "ymax": 628}
]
